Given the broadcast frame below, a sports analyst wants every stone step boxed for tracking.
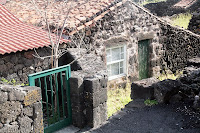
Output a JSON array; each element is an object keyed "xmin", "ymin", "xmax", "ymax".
[{"xmin": 54, "ymin": 125, "xmax": 80, "ymax": 133}]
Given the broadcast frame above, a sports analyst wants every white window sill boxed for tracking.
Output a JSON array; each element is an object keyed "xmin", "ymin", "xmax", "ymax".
[{"xmin": 108, "ymin": 74, "xmax": 126, "ymax": 81}]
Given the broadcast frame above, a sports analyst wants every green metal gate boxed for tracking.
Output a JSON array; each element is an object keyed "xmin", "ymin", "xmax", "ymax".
[
  {"xmin": 28, "ymin": 65, "xmax": 72, "ymax": 133},
  {"xmin": 138, "ymin": 39, "xmax": 150, "ymax": 80}
]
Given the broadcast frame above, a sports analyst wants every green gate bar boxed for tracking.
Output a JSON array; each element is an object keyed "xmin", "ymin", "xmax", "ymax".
[
  {"xmin": 28, "ymin": 65, "xmax": 72, "ymax": 133},
  {"xmin": 60, "ymin": 72, "xmax": 65, "ymax": 117}
]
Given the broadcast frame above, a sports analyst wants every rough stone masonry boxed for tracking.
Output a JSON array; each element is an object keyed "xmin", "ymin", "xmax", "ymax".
[
  {"xmin": 0, "ymin": 85, "xmax": 44, "ymax": 133},
  {"xmin": 68, "ymin": 49, "xmax": 108, "ymax": 128}
]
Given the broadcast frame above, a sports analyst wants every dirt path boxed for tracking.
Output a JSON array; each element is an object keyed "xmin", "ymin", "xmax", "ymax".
[{"xmin": 85, "ymin": 101, "xmax": 200, "ymax": 133}]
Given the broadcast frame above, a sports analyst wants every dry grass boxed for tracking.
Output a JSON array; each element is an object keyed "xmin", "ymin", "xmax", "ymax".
[
  {"xmin": 107, "ymin": 84, "xmax": 132, "ymax": 118},
  {"xmin": 171, "ymin": 13, "xmax": 192, "ymax": 29},
  {"xmin": 141, "ymin": 0, "xmax": 167, "ymax": 5},
  {"xmin": 157, "ymin": 71, "xmax": 183, "ymax": 81}
]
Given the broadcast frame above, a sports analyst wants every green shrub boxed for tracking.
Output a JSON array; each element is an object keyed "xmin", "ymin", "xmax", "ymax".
[
  {"xmin": 144, "ymin": 99, "xmax": 158, "ymax": 106},
  {"xmin": 0, "ymin": 78, "xmax": 28, "ymax": 86}
]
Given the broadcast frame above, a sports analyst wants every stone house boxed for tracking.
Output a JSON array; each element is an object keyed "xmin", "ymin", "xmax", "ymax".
[
  {"xmin": 3, "ymin": 0, "xmax": 162, "ymax": 85},
  {"xmin": 2, "ymin": 0, "xmax": 200, "ymax": 87}
]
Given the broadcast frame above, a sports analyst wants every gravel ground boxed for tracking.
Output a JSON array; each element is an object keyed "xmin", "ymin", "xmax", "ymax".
[{"xmin": 86, "ymin": 101, "xmax": 200, "ymax": 133}]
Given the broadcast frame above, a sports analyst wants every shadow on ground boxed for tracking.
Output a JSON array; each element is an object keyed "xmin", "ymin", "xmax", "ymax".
[{"xmin": 83, "ymin": 101, "xmax": 200, "ymax": 133}]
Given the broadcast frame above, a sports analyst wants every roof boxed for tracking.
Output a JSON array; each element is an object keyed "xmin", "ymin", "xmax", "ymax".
[
  {"xmin": 0, "ymin": 4, "xmax": 67, "ymax": 55},
  {"xmin": 174, "ymin": 0, "xmax": 197, "ymax": 8},
  {"xmin": 0, "ymin": 0, "xmax": 6, "ymax": 4},
  {"xmin": 4, "ymin": 0, "xmax": 116, "ymax": 30}
]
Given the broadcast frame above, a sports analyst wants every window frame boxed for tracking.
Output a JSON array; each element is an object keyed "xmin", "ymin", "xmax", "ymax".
[{"xmin": 106, "ymin": 45, "xmax": 127, "ymax": 80}]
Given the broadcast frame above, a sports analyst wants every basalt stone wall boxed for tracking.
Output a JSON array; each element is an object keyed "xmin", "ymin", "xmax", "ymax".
[
  {"xmin": 70, "ymin": 71, "xmax": 107, "ymax": 128},
  {"xmin": 159, "ymin": 23, "xmax": 200, "ymax": 73},
  {"xmin": 144, "ymin": 0, "xmax": 200, "ymax": 17},
  {"xmin": 73, "ymin": 0, "xmax": 163, "ymax": 83},
  {"xmin": 131, "ymin": 67, "xmax": 200, "ymax": 104},
  {"xmin": 69, "ymin": 50, "xmax": 108, "ymax": 128},
  {"xmin": 0, "ymin": 85, "xmax": 43, "ymax": 133},
  {"xmin": 144, "ymin": 0, "xmax": 185, "ymax": 17},
  {"xmin": 188, "ymin": 8, "xmax": 200, "ymax": 35},
  {"xmin": 0, "ymin": 47, "xmax": 51, "ymax": 83}
]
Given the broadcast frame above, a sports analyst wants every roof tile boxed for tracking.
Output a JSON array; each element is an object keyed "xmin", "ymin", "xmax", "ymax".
[
  {"xmin": 4, "ymin": 0, "xmax": 115, "ymax": 28},
  {"xmin": 0, "ymin": 4, "xmax": 68, "ymax": 55}
]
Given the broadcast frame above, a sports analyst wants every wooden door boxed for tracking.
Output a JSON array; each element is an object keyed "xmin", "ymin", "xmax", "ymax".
[{"xmin": 138, "ymin": 39, "xmax": 149, "ymax": 80}]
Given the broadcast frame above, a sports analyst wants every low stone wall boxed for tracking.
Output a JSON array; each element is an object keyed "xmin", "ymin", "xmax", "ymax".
[
  {"xmin": 144, "ymin": 0, "xmax": 185, "ymax": 17},
  {"xmin": 159, "ymin": 23, "xmax": 200, "ymax": 73},
  {"xmin": 0, "ymin": 85, "xmax": 43, "ymax": 133},
  {"xmin": 144, "ymin": 0, "xmax": 200, "ymax": 17},
  {"xmin": 131, "ymin": 67, "xmax": 200, "ymax": 105},
  {"xmin": 131, "ymin": 77, "xmax": 159, "ymax": 100},
  {"xmin": 0, "ymin": 47, "xmax": 51, "ymax": 83}
]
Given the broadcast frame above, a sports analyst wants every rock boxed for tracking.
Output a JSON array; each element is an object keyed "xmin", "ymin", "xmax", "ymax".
[
  {"xmin": 0, "ymin": 64, "xmax": 7, "ymax": 76},
  {"xmin": 125, "ymin": 99, "xmax": 146, "ymax": 108},
  {"xmin": 10, "ymin": 55, "xmax": 18, "ymax": 64},
  {"xmin": 23, "ymin": 106, "xmax": 33, "ymax": 117},
  {"xmin": 14, "ymin": 64, "xmax": 24, "ymax": 72},
  {"xmin": 188, "ymin": 57, "xmax": 200, "ymax": 67},
  {"xmin": 33, "ymin": 102, "xmax": 44, "ymax": 133},
  {"xmin": 131, "ymin": 77, "xmax": 159, "ymax": 100},
  {"xmin": 169, "ymin": 94, "xmax": 182, "ymax": 104},
  {"xmin": 0, "ymin": 124, "xmax": 19, "ymax": 133},
  {"xmin": 0, "ymin": 123, "xmax": 3, "ymax": 129},
  {"xmin": 86, "ymin": 102, "xmax": 107, "ymax": 128},
  {"xmin": 0, "ymin": 85, "xmax": 13, "ymax": 92},
  {"xmin": 85, "ymin": 88, "xmax": 107, "ymax": 108},
  {"xmin": 84, "ymin": 77, "xmax": 101, "ymax": 93},
  {"xmin": 0, "ymin": 101, "xmax": 21, "ymax": 124},
  {"xmin": 0, "ymin": 60, "xmax": 4, "ymax": 65},
  {"xmin": 0, "ymin": 92, "xmax": 8, "ymax": 103},
  {"xmin": 8, "ymin": 90, "xmax": 25, "ymax": 101},
  {"xmin": 10, "ymin": 122, "xmax": 18, "ymax": 125},
  {"xmin": 18, "ymin": 116, "xmax": 33, "ymax": 133},
  {"xmin": 6, "ymin": 73, "xmax": 18, "ymax": 82},
  {"xmin": 154, "ymin": 79, "xmax": 181, "ymax": 103},
  {"xmin": 183, "ymin": 67, "xmax": 200, "ymax": 75}
]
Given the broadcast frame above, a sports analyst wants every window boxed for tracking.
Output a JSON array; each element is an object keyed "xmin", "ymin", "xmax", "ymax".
[{"xmin": 106, "ymin": 45, "xmax": 126, "ymax": 80}]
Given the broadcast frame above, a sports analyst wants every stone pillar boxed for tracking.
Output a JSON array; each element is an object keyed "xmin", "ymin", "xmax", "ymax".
[
  {"xmin": 70, "ymin": 71, "xmax": 86, "ymax": 128},
  {"xmin": 69, "ymin": 71, "xmax": 108, "ymax": 128},
  {"xmin": 84, "ymin": 75, "xmax": 108, "ymax": 128}
]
